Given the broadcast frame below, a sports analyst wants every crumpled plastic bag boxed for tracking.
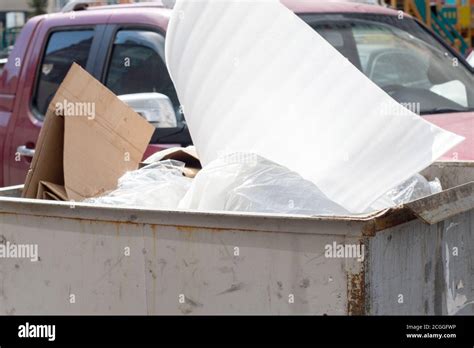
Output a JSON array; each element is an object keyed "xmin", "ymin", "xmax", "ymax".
[
  {"xmin": 178, "ymin": 153, "xmax": 349, "ymax": 216},
  {"xmin": 386, "ymin": 174, "xmax": 442, "ymax": 205},
  {"xmin": 85, "ymin": 160, "xmax": 192, "ymax": 209},
  {"xmin": 369, "ymin": 174, "xmax": 442, "ymax": 210}
]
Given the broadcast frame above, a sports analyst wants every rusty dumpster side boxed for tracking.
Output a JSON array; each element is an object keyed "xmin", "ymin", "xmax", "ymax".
[{"xmin": 0, "ymin": 161, "xmax": 472, "ymax": 315}]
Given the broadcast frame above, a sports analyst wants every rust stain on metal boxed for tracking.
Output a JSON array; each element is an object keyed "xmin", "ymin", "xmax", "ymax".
[
  {"xmin": 361, "ymin": 207, "xmax": 416, "ymax": 236},
  {"xmin": 347, "ymin": 236, "xmax": 367, "ymax": 315},
  {"xmin": 347, "ymin": 270, "xmax": 365, "ymax": 315}
]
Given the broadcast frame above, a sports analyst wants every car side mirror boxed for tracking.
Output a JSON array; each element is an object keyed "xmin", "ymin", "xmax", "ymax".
[
  {"xmin": 118, "ymin": 92, "xmax": 192, "ymax": 146},
  {"xmin": 118, "ymin": 92, "xmax": 178, "ymax": 127}
]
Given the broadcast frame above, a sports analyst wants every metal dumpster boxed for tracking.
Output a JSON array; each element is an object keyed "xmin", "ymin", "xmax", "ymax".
[{"xmin": 0, "ymin": 161, "xmax": 473, "ymax": 315}]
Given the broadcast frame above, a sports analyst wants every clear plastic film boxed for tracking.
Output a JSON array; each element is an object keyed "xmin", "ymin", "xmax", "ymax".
[
  {"xmin": 179, "ymin": 153, "xmax": 349, "ymax": 216},
  {"xmin": 370, "ymin": 174, "xmax": 443, "ymax": 210},
  {"xmin": 85, "ymin": 160, "xmax": 192, "ymax": 209}
]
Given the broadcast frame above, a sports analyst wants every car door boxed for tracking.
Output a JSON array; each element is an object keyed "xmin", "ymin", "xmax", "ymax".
[
  {"xmin": 6, "ymin": 22, "xmax": 106, "ymax": 186},
  {"xmin": 98, "ymin": 24, "xmax": 190, "ymax": 159}
]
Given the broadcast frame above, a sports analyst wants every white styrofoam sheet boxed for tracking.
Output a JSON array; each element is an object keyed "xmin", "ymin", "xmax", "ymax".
[{"xmin": 165, "ymin": 0, "xmax": 463, "ymax": 213}]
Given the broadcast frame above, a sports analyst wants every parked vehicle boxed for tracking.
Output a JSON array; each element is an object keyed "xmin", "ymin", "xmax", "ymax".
[{"xmin": 0, "ymin": 1, "xmax": 473, "ymax": 187}]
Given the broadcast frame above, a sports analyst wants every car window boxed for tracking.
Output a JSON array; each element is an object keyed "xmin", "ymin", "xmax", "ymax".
[
  {"xmin": 33, "ymin": 30, "xmax": 94, "ymax": 117},
  {"xmin": 105, "ymin": 29, "xmax": 180, "ymax": 109},
  {"xmin": 352, "ymin": 24, "xmax": 431, "ymax": 88},
  {"xmin": 315, "ymin": 24, "xmax": 362, "ymax": 69},
  {"xmin": 308, "ymin": 15, "xmax": 474, "ymax": 114}
]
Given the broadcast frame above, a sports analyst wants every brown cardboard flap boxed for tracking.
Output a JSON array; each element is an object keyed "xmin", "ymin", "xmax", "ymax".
[
  {"xmin": 142, "ymin": 146, "xmax": 201, "ymax": 169},
  {"xmin": 44, "ymin": 192, "xmax": 62, "ymax": 201},
  {"xmin": 37, "ymin": 182, "xmax": 68, "ymax": 201},
  {"xmin": 22, "ymin": 111, "xmax": 64, "ymax": 198},
  {"xmin": 23, "ymin": 63, "xmax": 154, "ymax": 201},
  {"xmin": 58, "ymin": 64, "xmax": 154, "ymax": 201}
]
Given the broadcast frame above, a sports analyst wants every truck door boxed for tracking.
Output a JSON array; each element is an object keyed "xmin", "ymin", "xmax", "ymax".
[
  {"xmin": 98, "ymin": 25, "xmax": 191, "ymax": 157},
  {"xmin": 6, "ymin": 24, "xmax": 105, "ymax": 186}
]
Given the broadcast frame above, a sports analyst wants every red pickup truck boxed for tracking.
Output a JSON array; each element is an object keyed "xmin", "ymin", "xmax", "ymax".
[{"xmin": 0, "ymin": 1, "xmax": 473, "ymax": 187}]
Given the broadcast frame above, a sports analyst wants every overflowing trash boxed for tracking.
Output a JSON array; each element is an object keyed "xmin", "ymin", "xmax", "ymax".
[
  {"xmin": 176, "ymin": 153, "xmax": 443, "ymax": 215},
  {"xmin": 85, "ymin": 160, "xmax": 192, "ymax": 209},
  {"xmin": 370, "ymin": 174, "xmax": 443, "ymax": 211},
  {"xmin": 85, "ymin": 150, "xmax": 442, "ymax": 216},
  {"xmin": 165, "ymin": 0, "xmax": 463, "ymax": 213},
  {"xmin": 21, "ymin": 0, "xmax": 463, "ymax": 217},
  {"xmin": 178, "ymin": 153, "xmax": 349, "ymax": 215}
]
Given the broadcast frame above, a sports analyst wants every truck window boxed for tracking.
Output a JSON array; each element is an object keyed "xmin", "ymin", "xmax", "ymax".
[
  {"xmin": 308, "ymin": 15, "xmax": 474, "ymax": 114},
  {"xmin": 105, "ymin": 29, "xmax": 179, "ymax": 108},
  {"xmin": 33, "ymin": 30, "xmax": 94, "ymax": 117}
]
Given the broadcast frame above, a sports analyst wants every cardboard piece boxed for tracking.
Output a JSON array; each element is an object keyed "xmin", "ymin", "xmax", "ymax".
[
  {"xmin": 37, "ymin": 182, "xmax": 68, "ymax": 201},
  {"xmin": 165, "ymin": 0, "xmax": 464, "ymax": 213},
  {"xmin": 141, "ymin": 146, "xmax": 201, "ymax": 178},
  {"xmin": 23, "ymin": 63, "xmax": 154, "ymax": 201}
]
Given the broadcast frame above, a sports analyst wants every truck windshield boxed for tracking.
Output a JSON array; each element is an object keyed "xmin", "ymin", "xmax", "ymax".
[{"xmin": 302, "ymin": 14, "xmax": 474, "ymax": 115}]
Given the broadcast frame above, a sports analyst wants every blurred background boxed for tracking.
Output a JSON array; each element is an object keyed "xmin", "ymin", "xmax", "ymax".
[
  {"xmin": 0, "ymin": 0, "xmax": 473, "ymax": 58},
  {"xmin": 0, "ymin": 0, "xmax": 155, "ymax": 59}
]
